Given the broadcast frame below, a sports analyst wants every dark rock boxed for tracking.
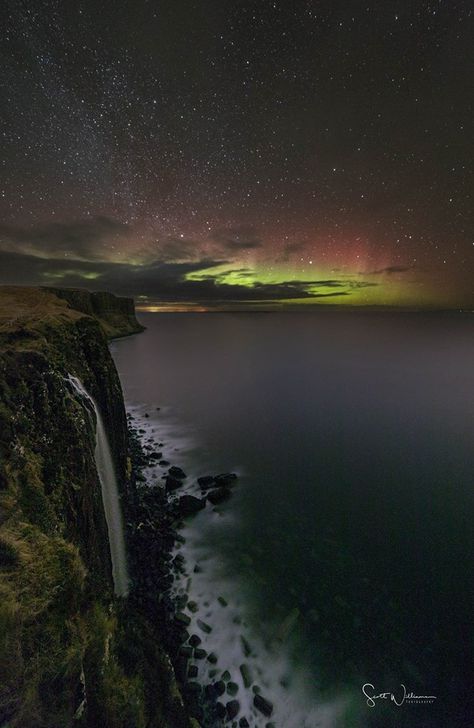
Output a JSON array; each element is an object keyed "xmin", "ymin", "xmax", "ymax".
[
  {"xmin": 239, "ymin": 663, "xmax": 253, "ymax": 688},
  {"xmin": 179, "ymin": 494, "xmax": 206, "ymax": 516},
  {"xmin": 197, "ymin": 619, "xmax": 212, "ymax": 634},
  {"xmin": 227, "ymin": 682, "xmax": 239, "ymax": 696},
  {"xmin": 188, "ymin": 664, "xmax": 198, "ymax": 679},
  {"xmin": 187, "ymin": 600, "xmax": 199, "ymax": 613},
  {"xmin": 207, "ymin": 487, "xmax": 232, "ymax": 505},
  {"xmin": 239, "ymin": 719, "xmax": 250, "ymax": 727},
  {"xmin": 193, "ymin": 563, "xmax": 203, "ymax": 573},
  {"xmin": 176, "ymin": 593, "xmax": 188, "ymax": 609},
  {"xmin": 148, "ymin": 451, "xmax": 162, "ymax": 460},
  {"xmin": 215, "ymin": 472, "xmax": 238, "ymax": 486},
  {"xmin": 254, "ymin": 694, "xmax": 273, "ymax": 717},
  {"xmin": 169, "ymin": 465, "xmax": 186, "ymax": 479},
  {"xmin": 216, "ymin": 703, "xmax": 226, "ymax": 719},
  {"xmin": 226, "ymin": 699, "xmax": 240, "ymax": 720},
  {"xmin": 218, "ymin": 596, "xmax": 228, "ymax": 607},
  {"xmin": 215, "ymin": 680, "xmax": 226, "ymax": 697},
  {"xmin": 207, "ymin": 652, "xmax": 218, "ymax": 664},
  {"xmin": 198, "ymin": 475, "xmax": 215, "ymax": 488},
  {"xmin": 189, "ymin": 634, "xmax": 202, "ymax": 648},
  {"xmin": 205, "ymin": 684, "xmax": 217, "ymax": 700},
  {"xmin": 175, "ymin": 612, "xmax": 191, "ymax": 627},
  {"xmin": 165, "ymin": 475, "xmax": 182, "ymax": 492},
  {"xmin": 177, "ymin": 629, "xmax": 190, "ymax": 644},
  {"xmin": 194, "ymin": 648, "xmax": 207, "ymax": 660},
  {"xmin": 221, "ymin": 670, "xmax": 231, "ymax": 681},
  {"xmin": 159, "ymin": 459, "xmax": 169, "ymax": 466}
]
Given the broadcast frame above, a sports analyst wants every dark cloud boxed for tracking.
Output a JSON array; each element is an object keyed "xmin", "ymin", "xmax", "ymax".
[
  {"xmin": 0, "ymin": 249, "xmax": 379, "ymax": 304},
  {"xmin": 366, "ymin": 265, "xmax": 413, "ymax": 275},
  {"xmin": 0, "ymin": 217, "xmax": 129, "ymax": 262}
]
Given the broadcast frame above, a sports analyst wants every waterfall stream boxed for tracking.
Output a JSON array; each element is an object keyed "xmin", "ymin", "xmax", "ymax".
[{"xmin": 68, "ymin": 375, "xmax": 129, "ymax": 597}]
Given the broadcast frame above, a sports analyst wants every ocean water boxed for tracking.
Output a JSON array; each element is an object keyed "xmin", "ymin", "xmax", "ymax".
[{"xmin": 111, "ymin": 311, "xmax": 474, "ymax": 728}]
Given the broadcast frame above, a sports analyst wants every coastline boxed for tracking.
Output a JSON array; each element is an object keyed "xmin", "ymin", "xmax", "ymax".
[
  {"xmin": 124, "ymin": 405, "xmax": 259, "ymax": 726},
  {"xmin": 0, "ymin": 286, "xmax": 191, "ymax": 728},
  {"xmin": 121, "ymin": 401, "xmax": 343, "ymax": 728}
]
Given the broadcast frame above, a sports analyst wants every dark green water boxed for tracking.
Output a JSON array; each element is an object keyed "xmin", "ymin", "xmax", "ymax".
[{"xmin": 112, "ymin": 311, "xmax": 474, "ymax": 727}]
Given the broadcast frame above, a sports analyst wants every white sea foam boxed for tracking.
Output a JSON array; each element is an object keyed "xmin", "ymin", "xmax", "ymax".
[{"xmin": 131, "ymin": 406, "xmax": 346, "ymax": 727}]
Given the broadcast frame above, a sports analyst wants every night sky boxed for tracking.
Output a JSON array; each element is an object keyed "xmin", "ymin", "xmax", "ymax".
[{"xmin": 1, "ymin": 0, "xmax": 473, "ymax": 310}]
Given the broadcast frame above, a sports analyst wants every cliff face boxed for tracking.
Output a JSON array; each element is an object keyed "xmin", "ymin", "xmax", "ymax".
[
  {"xmin": 43, "ymin": 286, "xmax": 145, "ymax": 339},
  {"xmin": 0, "ymin": 287, "xmax": 188, "ymax": 728}
]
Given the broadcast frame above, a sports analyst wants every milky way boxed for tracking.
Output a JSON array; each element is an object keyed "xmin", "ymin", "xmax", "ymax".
[{"xmin": 1, "ymin": 1, "xmax": 473, "ymax": 308}]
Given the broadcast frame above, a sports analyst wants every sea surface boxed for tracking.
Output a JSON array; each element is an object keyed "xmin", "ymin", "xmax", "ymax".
[{"xmin": 111, "ymin": 311, "xmax": 474, "ymax": 728}]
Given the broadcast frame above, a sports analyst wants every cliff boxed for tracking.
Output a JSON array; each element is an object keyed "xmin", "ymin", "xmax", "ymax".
[
  {"xmin": 0, "ymin": 287, "xmax": 190, "ymax": 728},
  {"xmin": 43, "ymin": 286, "xmax": 145, "ymax": 338}
]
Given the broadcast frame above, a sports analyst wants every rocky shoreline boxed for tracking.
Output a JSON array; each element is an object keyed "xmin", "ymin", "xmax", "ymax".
[
  {"xmin": 0, "ymin": 286, "xmax": 277, "ymax": 727},
  {"xmin": 124, "ymin": 410, "xmax": 275, "ymax": 728}
]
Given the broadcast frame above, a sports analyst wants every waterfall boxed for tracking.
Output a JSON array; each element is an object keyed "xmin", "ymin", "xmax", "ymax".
[{"xmin": 67, "ymin": 375, "xmax": 129, "ymax": 597}]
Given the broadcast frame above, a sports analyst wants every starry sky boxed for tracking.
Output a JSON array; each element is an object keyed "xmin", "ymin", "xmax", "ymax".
[{"xmin": 1, "ymin": 0, "xmax": 473, "ymax": 310}]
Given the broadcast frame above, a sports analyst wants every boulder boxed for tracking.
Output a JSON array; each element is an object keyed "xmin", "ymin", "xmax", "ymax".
[
  {"xmin": 215, "ymin": 680, "xmax": 225, "ymax": 696},
  {"xmin": 165, "ymin": 475, "xmax": 181, "ymax": 492},
  {"xmin": 169, "ymin": 465, "xmax": 187, "ymax": 479},
  {"xmin": 215, "ymin": 703, "xmax": 226, "ymax": 719},
  {"xmin": 227, "ymin": 682, "xmax": 239, "ymax": 696},
  {"xmin": 198, "ymin": 475, "xmax": 215, "ymax": 488},
  {"xmin": 197, "ymin": 619, "xmax": 212, "ymax": 634},
  {"xmin": 179, "ymin": 495, "xmax": 206, "ymax": 516},
  {"xmin": 215, "ymin": 472, "xmax": 237, "ymax": 486},
  {"xmin": 175, "ymin": 612, "xmax": 191, "ymax": 627},
  {"xmin": 226, "ymin": 699, "xmax": 240, "ymax": 720},
  {"xmin": 239, "ymin": 663, "xmax": 253, "ymax": 688},
  {"xmin": 254, "ymin": 694, "xmax": 273, "ymax": 717},
  {"xmin": 207, "ymin": 487, "xmax": 232, "ymax": 505}
]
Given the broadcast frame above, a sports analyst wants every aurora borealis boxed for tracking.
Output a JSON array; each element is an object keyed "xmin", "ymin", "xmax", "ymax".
[{"xmin": 1, "ymin": 1, "xmax": 472, "ymax": 310}]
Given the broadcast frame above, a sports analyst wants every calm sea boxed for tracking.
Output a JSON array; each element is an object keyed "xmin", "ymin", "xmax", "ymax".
[{"xmin": 111, "ymin": 311, "xmax": 474, "ymax": 728}]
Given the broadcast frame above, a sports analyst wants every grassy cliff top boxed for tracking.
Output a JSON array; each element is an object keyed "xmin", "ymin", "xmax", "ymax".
[
  {"xmin": 0, "ymin": 286, "xmax": 143, "ymax": 341},
  {"xmin": 0, "ymin": 286, "xmax": 80, "ymax": 329}
]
